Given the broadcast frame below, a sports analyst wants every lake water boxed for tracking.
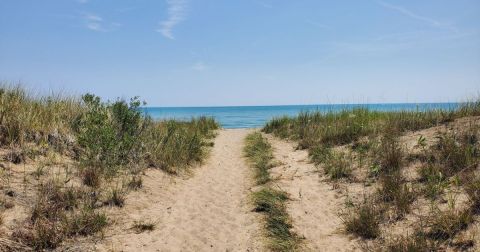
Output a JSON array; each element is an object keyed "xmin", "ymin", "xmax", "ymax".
[{"xmin": 141, "ymin": 103, "xmax": 460, "ymax": 129}]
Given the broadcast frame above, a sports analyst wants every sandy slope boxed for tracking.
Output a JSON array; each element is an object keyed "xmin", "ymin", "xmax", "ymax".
[
  {"xmin": 95, "ymin": 129, "xmax": 263, "ymax": 252},
  {"xmin": 265, "ymin": 134, "xmax": 361, "ymax": 252}
]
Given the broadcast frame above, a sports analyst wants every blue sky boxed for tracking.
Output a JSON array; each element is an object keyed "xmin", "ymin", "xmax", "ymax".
[{"xmin": 0, "ymin": 0, "xmax": 479, "ymax": 106}]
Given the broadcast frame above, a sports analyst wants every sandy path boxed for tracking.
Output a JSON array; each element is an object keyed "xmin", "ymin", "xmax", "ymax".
[
  {"xmin": 265, "ymin": 134, "xmax": 361, "ymax": 252},
  {"xmin": 95, "ymin": 129, "xmax": 262, "ymax": 252}
]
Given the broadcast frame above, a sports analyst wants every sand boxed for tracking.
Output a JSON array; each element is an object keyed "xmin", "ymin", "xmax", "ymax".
[
  {"xmin": 265, "ymin": 134, "xmax": 361, "ymax": 252},
  {"xmin": 94, "ymin": 129, "xmax": 263, "ymax": 252}
]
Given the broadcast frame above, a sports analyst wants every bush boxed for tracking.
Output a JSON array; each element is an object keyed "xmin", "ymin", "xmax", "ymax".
[{"xmin": 75, "ymin": 94, "xmax": 148, "ymax": 177}]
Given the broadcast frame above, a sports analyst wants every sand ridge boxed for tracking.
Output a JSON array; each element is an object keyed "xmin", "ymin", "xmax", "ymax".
[
  {"xmin": 265, "ymin": 134, "xmax": 361, "ymax": 252},
  {"xmin": 95, "ymin": 129, "xmax": 263, "ymax": 252}
]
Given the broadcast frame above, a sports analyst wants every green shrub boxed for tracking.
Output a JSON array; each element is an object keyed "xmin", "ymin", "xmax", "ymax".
[{"xmin": 75, "ymin": 94, "xmax": 148, "ymax": 176}]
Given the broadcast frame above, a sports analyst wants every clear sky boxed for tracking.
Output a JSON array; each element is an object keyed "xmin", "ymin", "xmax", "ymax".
[{"xmin": 1, "ymin": 0, "xmax": 479, "ymax": 106}]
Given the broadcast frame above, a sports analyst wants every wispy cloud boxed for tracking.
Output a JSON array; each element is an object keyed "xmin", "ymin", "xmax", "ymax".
[
  {"xmin": 157, "ymin": 0, "xmax": 188, "ymax": 39},
  {"xmin": 191, "ymin": 61, "xmax": 209, "ymax": 71},
  {"xmin": 254, "ymin": 1, "xmax": 273, "ymax": 9},
  {"xmin": 377, "ymin": 1, "xmax": 458, "ymax": 32},
  {"xmin": 305, "ymin": 20, "xmax": 331, "ymax": 30},
  {"xmin": 82, "ymin": 13, "xmax": 120, "ymax": 32}
]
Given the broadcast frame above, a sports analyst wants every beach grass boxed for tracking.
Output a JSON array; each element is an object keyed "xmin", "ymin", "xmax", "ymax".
[
  {"xmin": 263, "ymin": 99, "xmax": 480, "ymax": 250},
  {"xmin": 0, "ymin": 83, "xmax": 219, "ymax": 249},
  {"xmin": 244, "ymin": 132, "xmax": 300, "ymax": 251}
]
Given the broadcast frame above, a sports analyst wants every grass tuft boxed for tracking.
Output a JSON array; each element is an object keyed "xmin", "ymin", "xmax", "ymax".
[
  {"xmin": 245, "ymin": 132, "xmax": 300, "ymax": 251},
  {"xmin": 244, "ymin": 132, "xmax": 274, "ymax": 185},
  {"xmin": 253, "ymin": 188, "xmax": 299, "ymax": 251},
  {"xmin": 131, "ymin": 220, "xmax": 156, "ymax": 233},
  {"xmin": 343, "ymin": 198, "xmax": 382, "ymax": 239}
]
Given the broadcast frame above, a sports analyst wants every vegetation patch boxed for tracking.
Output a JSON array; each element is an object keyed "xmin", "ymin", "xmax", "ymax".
[
  {"xmin": 0, "ymin": 84, "xmax": 220, "ymax": 250},
  {"xmin": 131, "ymin": 220, "xmax": 156, "ymax": 233},
  {"xmin": 244, "ymin": 132, "xmax": 300, "ymax": 251},
  {"xmin": 264, "ymin": 100, "xmax": 480, "ymax": 250},
  {"xmin": 342, "ymin": 198, "xmax": 382, "ymax": 239}
]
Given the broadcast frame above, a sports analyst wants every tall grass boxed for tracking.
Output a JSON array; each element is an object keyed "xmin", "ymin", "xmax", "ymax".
[
  {"xmin": 0, "ymin": 84, "xmax": 220, "ymax": 249},
  {"xmin": 263, "ymin": 102, "xmax": 480, "ymax": 149},
  {"xmin": 264, "ymin": 101, "xmax": 480, "ymax": 250},
  {"xmin": 0, "ymin": 85, "xmax": 83, "ymax": 146},
  {"xmin": 0, "ymin": 84, "xmax": 219, "ymax": 176}
]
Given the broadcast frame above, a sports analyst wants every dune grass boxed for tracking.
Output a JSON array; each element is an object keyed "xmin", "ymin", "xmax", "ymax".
[
  {"xmin": 342, "ymin": 197, "xmax": 383, "ymax": 239},
  {"xmin": 263, "ymin": 100, "xmax": 480, "ymax": 250},
  {"xmin": 244, "ymin": 132, "xmax": 300, "ymax": 251},
  {"xmin": 263, "ymin": 103, "xmax": 480, "ymax": 149},
  {"xmin": 0, "ymin": 84, "xmax": 220, "ymax": 249},
  {"xmin": 244, "ymin": 132, "xmax": 274, "ymax": 185}
]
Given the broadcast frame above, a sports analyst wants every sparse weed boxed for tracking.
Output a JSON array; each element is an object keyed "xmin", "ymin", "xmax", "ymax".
[
  {"xmin": 244, "ymin": 132, "xmax": 274, "ymax": 185},
  {"xmin": 104, "ymin": 186, "xmax": 125, "ymax": 207},
  {"xmin": 426, "ymin": 206, "xmax": 473, "ymax": 240},
  {"xmin": 343, "ymin": 198, "xmax": 382, "ymax": 239},
  {"xmin": 465, "ymin": 175, "xmax": 480, "ymax": 213},
  {"xmin": 128, "ymin": 175, "xmax": 143, "ymax": 190},
  {"xmin": 253, "ymin": 188, "xmax": 299, "ymax": 251},
  {"xmin": 383, "ymin": 233, "xmax": 437, "ymax": 252},
  {"xmin": 245, "ymin": 132, "xmax": 300, "ymax": 251},
  {"xmin": 132, "ymin": 220, "xmax": 156, "ymax": 233}
]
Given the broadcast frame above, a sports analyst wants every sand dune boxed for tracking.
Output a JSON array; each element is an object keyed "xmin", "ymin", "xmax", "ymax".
[{"xmin": 265, "ymin": 134, "xmax": 361, "ymax": 251}]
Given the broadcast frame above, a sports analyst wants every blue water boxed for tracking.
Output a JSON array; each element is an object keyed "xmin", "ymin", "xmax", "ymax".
[{"xmin": 141, "ymin": 103, "xmax": 460, "ymax": 129}]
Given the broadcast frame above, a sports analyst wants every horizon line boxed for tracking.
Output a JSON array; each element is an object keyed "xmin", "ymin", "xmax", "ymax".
[{"xmin": 141, "ymin": 101, "xmax": 462, "ymax": 109}]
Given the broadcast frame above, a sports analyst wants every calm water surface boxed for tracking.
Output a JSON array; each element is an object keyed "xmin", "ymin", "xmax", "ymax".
[{"xmin": 141, "ymin": 103, "xmax": 460, "ymax": 129}]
